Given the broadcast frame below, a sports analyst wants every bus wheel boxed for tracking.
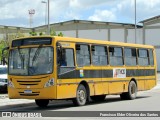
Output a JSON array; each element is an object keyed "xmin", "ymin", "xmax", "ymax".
[
  {"xmin": 35, "ymin": 99, "xmax": 49, "ymax": 107},
  {"xmin": 91, "ymin": 95, "xmax": 106, "ymax": 102},
  {"xmin": 120, "ymin": 81, "xmax": 137, "ymax": 100},
  {"xmin": 72, "ymin": 84, "xmax": 87, "ymax": 106}
]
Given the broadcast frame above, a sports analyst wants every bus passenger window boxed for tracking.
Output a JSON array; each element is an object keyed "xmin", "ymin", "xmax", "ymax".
[
  {"xmin": 91, "ymin": 45, "xmax": 108, "ymax": 66},
  {"xmin": 109, "ymin": 47, "xmax": 123, "ymax": 66},
  {"xmin": 124, "ymin": 48, "xmax": 137, "ymax": 66},
  {"xmin": 76, "ymin": 44, "xmax": 90, "ymax": 66},
  {"xmin": 138, "ymin": 49, "xmax": 149, "ymax": 66},
  {"xmin": 149, "ymin": 49, "xmax": 154, "ymax": 66}
]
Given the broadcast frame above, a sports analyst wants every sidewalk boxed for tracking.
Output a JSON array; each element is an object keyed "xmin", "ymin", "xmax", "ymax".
[{"xmin": 0, "ymin": 96, "xmax": 34, "ymax": 107}]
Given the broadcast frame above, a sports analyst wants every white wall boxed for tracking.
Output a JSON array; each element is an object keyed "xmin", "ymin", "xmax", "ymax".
[
  {"xmin": 110, "ymin": 29, "xmax": 125, "ymax": 42},
  {"xmin": 155, "ymin": 48, "xmax": 160, "ymax": 71},
  {"xmin": 145, "ymin": 29, "xmax": 160, "ymax": 45},
  {"xmin": 127, "ymin": 29, "xmax": 143, "ymax": 44},
  {"xmin": 78, "ymin": 29, "xmax": 107, "ymax": 40},
  {"xmin": 57, "ymin": 31, "xmax": 76, "ymax": 38}
]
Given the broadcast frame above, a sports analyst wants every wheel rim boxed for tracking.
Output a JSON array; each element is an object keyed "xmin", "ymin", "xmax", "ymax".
[
  {"xmin": 78, "ymin": 89, "xmax": 86, "ymax": 104},
  {"xmin": 130, "ymin": 83, "xmax": 137, "ymax": 97}
]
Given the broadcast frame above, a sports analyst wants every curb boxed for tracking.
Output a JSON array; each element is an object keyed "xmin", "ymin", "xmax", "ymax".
[{"xmin": 0, "ymin": 94, "xmax": 8, "ymax": 99}]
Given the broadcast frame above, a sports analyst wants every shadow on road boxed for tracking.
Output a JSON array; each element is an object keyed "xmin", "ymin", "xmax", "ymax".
[{"xmin": 0, "ymin": 95, "xmax": 150, "ymax": 112}]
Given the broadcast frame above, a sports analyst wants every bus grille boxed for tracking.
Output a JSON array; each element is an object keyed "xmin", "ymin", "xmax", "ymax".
[
  {"xmin": 17, "ymin": 80, "xmax": 41, "ymax": 86},
  {"xmin": 19, "ymin": 92, "xmax": 40, "ymax": 96}
]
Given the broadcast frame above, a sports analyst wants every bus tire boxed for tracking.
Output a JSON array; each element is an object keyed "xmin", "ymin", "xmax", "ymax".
[
  {"xmin": 35, "ymin": 99, "xmax": 49, "ymax": 107},
  {"xmin": 120, "ymin": 81, "xmax": 137, "ymax": 100},
  {"xmin": 72, "ymin": 84, "xmax": 87, "ymax": 106},
  {"xmin": 91, "ymin": 95, "xmax": 106, "ymax": 102}
]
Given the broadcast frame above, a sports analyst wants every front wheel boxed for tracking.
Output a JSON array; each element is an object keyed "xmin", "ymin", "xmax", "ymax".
[
  {"xmin": 35, "ymin": 99, "xmax": 49, "ymax": 107},
  {"xmin": 120, "ymin": 81, "xmax": 137, "ymax": 100},
  {"xmin": 72, "ymin": 84, "xmax": 87, "ymax": 106}
]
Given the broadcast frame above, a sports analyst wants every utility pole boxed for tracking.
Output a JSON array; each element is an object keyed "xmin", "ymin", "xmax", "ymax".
[
  {"xmin": 41, "ymin": 1, "xmax": 47, "ymax": 25},
  {"xmin": 47, "ymin": 0, "xmax": 50, "ymax": 35},
  {"xmin": 135, "ymin": 0, "xmax": 137, "ymax": 43}
]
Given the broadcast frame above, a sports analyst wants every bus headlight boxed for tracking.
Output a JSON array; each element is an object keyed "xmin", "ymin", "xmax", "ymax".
[
  {"xmin": 8, "ymin": 80, "xmax": 14, "ymax": 88},
  {"xmin": 44, "ymin": 78, "xmax": 54, "ymax": 88}
]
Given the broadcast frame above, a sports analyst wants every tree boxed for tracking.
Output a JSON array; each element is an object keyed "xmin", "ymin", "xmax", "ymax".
[
  {"xmin": 39, "ymin": 32, "xmax": 43, "ymax": 36},
  {"xmin": 29, "ymin": 31, "xmax": 37, "ymax": 36},
  {"xmin": 58, "ymin": 32, "xmax": 64, "ymax": 37},
  {"xmin": 0, "ymin": 40, "xmax": 8, "ymax": 61}
]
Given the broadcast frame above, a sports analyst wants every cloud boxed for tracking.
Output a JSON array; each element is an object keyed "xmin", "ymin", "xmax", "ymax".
[
  {"xmin": 0, "ymin": 0, "xmax": 160, "ymax": 27},
  {"xmin": 116, "ymin": 0, "xmax": 160, "ymax": 23},
  {"xmin": 88, "ymin": 10, "xmax": 116, "ymax": 22},
  {"xmin": 64, "ymin": 11, "xmax": 81, "ymax": 20},
  {"xmin": 69, "ymin": 0, "xmax": 119, "ymax": 9}
]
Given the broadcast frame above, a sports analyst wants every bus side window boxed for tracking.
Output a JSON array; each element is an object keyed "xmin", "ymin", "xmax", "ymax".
[
  {"xmin": 109, "ymin": 46, "xmax": 123, "ymax": 66},
  {"xmin": 76, "ymin": 44, "xmax": 91, "ymax": 66},
  {"xmin": 91, "ymin": 45, "xmax": 108, "ymax": 66},
  {"xmin": 124, "ymin": 48, "xmax": 137, "ymax": 66},
  {"xmin": 138, "ymin": 49, "xmax": 149, "ymax": 66},
  {"xmin": 149, "ymin": 49, "xmax": 154, "ymax": 66},
  {"xmin": 61, "ymin": 49, "xmax": 75, "ymax": 67}
]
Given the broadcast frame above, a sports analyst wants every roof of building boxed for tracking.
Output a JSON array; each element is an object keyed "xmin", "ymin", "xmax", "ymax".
[
  {"xmin": 140, "ymin": 15, "xmax": 160, "ymax": 23},
  {"xmin": 0, "ymin": 19, "xmax": 142, "ymax": 31},
  {"xmin": 34, "ymin": 19, "xmax": 142, "ymax": 29}
]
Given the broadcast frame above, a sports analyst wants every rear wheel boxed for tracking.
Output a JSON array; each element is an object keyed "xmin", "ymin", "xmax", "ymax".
[
  {"xmin": 72, "ymin": 84, "xmax": 87, "ymax": 106},
  {"xmin": 35, "ymin": 99, "xmax": 49, "ymax": 107},
  {"xmin": 91, "ymin": 95, "xmax": 106, "ymax": 102},
  {"xmin": 120, "ymin": 81, "xmax": 137, "ymax": 100}
]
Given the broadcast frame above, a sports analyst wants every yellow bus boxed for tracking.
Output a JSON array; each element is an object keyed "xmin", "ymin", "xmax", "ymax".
[{"xmin": 2, "ymin": 36, "xmax": 157, "ymax": 107}]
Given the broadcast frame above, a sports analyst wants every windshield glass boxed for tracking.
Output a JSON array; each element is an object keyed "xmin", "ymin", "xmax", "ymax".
[
  {"xmin": 0, "ymin": 67, "xmax": 7, "ymax": 74},
  {"xmin": 9, "ymin": 47, "xmax": 53, "ymax": 76}
]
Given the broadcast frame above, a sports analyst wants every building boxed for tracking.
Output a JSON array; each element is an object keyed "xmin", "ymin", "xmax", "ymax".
[{"xmin": 0, "ymin": 16, "xmax": 160, "ymax": 71}]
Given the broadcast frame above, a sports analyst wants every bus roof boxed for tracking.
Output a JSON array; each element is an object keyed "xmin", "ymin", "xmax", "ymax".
[
  {"xmin": 53, "ymin": 36, "xmax": 154, "ymax": 49},
  {"xmin": 12, "ymin": 36, "xmax": 154, "ymax": 49}
]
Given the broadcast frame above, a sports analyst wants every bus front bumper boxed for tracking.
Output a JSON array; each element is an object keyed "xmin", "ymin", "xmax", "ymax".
[{"xmin": 8, "ymin": 87, "xmax": 56, "ymax": 99}]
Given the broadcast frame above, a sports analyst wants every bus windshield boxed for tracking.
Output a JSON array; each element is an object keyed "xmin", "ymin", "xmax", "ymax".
[{"xmin": 9, "ymin": 47, "xmax": 53, "ymax": 76}]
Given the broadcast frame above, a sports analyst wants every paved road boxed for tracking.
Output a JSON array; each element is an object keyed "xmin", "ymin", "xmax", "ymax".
[{"xmin": 0, "ymin": 75, "xmax": 160, "ymax": 120}]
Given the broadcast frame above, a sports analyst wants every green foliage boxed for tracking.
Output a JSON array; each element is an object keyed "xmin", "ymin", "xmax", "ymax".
[
  {"xmin": 0, "ymin": 40, "xmax": 8, "ymax": 61},
  {"xmin": 39, "ymin": 32, "xmax": 43, "ymax": 36},
  {"xmin": 58, "ymin": 32, "xmax": 63, "ymax": 37},
  {"xmin": 29, "ymin": 31, "xmax": 37, "ymax": 36},
  {"xmin": 50, "ymin": 28, "xmax": 64, "ymax": 37}
]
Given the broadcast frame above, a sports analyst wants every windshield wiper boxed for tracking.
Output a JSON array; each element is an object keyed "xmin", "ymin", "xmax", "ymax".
[
  {"xmin": 32, "ymin": 44, "xmax": 43, "ymax": 65},
  {"xmin": 18, "ymin": 47, "xmax": 24, "ymax": 69}
]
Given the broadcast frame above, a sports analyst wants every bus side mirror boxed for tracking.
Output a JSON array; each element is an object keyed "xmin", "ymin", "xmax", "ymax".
[{"xmin": 1, "ymin": 47, "xmax": 9, "ymax": 65}]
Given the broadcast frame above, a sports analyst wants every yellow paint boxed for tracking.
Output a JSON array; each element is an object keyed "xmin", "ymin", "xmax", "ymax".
[
  {"xmin": 145, "ymin": 80, "xmax": 156, "ymax": 90},
  {"xmin": 56, "ymin": 84, "xmax": 77, "ymax": 99},
  {"xmin": 7, "ymin": 36, "xmax": 157, "ymax": 101},
  {"xmin": 108, "ymin": 82, "xmax": 124, "ymax": 94}
]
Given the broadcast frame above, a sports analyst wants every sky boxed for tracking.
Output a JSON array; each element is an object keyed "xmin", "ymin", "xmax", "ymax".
[{"xmin": 0, "ymin": 0, "xmax": 159, "ymax": 28}]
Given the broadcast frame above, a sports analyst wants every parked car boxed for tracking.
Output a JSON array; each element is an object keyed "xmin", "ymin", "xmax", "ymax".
[{"xmin": 0, "ymin": 65, "xmax": 8, "ymax": 93}]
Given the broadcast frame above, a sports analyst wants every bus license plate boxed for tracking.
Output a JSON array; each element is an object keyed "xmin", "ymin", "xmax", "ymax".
[{"xmin": 24, "ymin": 90, "xmax": 32, "ymax": 94}]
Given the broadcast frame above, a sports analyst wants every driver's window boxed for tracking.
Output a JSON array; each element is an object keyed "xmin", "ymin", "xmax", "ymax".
[{"xmin": 61, "ymin": 48, "xmax": 75, "ymax": 67}]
